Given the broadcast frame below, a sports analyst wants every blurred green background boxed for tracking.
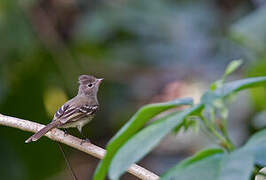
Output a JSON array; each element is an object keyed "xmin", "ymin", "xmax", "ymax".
[{"xmin": 0, "ymin": 0, "xmax": 266, "ymax": 179}]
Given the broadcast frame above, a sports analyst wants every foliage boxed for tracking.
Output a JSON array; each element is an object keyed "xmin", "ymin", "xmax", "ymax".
[
  {"xmin": 93, "ymin": 98, "xmax": 193, "ymax": 179},
  {"xmin": 230, "ymin": 7, "xmax": 266, "ymax": 54},
  {"xmin": 0, "ymin": 0, "xmax": 266, "ymax": 179},
  {"xmin": 94, "ymin": 60, "xmax": 266, "ymax": 180}
]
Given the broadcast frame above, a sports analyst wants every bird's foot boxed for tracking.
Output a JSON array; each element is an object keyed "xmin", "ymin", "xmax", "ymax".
[
  {"xmin": 80, "ymin": 138, "xmax": 90, "ymax": 145},
  {"xmin": 63, "ymin": 129, "xmax": 69, "ymax": 137}
]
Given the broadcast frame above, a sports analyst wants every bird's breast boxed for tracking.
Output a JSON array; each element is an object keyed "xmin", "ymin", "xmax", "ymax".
[{"xmin": 60, "ymin": 116, "xmax": 93, "ymax": 129}]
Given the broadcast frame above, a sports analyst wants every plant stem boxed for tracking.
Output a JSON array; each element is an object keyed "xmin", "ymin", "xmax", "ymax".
[
  {"xmin": 200, "ymin": 115, "xmax": 234, "ymax": 151},
  {"xmin": 218, "ymin": 106, "xmax": 235, "ymax": 151},
  {"xmin": 219, "ymin": 120, "xmax": 235, "ymax": 150}
]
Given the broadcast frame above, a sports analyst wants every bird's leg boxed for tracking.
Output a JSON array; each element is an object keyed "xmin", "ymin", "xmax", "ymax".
[
  {"xmin": 80, "ymin": 133, "xmax": 90, "ymax": 145},
  {"xmin": 77, "ymin": 126, "xmax": 90, "ymax": 145},
  {"xmin": 80, "ymin": 138, "xmax": 90, "ymax": 145}
]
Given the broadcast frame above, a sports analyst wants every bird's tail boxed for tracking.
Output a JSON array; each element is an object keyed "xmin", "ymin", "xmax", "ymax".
[{"xmin": 25, "ymin": 121, "xmax": 60, "ymax": 143}]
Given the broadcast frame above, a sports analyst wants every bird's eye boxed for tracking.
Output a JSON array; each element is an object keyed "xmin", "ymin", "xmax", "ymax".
[{"xmin": 87, "ymin": 83, "xmax": 93, "ymax": 88}]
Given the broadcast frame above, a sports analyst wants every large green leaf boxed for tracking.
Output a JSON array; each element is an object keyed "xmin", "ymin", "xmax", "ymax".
[
  {"xmin": 161, "ymin": 149, "xmax": 254, "ymax": 180},
  {"xmin": 214, "ymin": 77, "xmax": 266, "ymax": 97},
  {"xmin": 219, "ymin": 150, "xmax": 254, "ymax": 180},
  {"xmin": 108, "ymin": 104, "xmax": 203, "ymax": 179},
  {"xmin": 243, "ymin": 129, "xmax": 266, "ymax": 166},
  {"xmin": 161, "ymin": 148, "xmax": 224, "ymax": 180},
  {"xmin": 202, "ymin": 77, "xmax": 266, "ymax": 105},
  {"xmin": 93, "ymin": 98, "xmax": 193, "ymax": 180}
]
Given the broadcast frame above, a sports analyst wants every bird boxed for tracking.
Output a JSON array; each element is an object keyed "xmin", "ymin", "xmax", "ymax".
[{"xmin": 25, "ymin": 75, "xmax": 103, "ymax": 143}]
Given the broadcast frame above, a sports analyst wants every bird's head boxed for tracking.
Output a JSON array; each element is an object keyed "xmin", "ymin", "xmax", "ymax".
[{"xmin": 78, "ymin": 75, "xmax": 103, "ymax": 97}]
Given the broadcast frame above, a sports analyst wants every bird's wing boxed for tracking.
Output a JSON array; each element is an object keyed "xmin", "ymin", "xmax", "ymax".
[
  {"xmin": 53, "ymin": 103, "xmax": 99, "ymax": 124},
  {"xmin": 64, "ymin": 104, "xmax": 99, "ymax": 123},
  {"xmin": 78, "ymin": 105, "xmax": 99, "ymax": 115},
  {"xmin": 53, "ymin": 104, "xmax": 71, "ymax": 120}
]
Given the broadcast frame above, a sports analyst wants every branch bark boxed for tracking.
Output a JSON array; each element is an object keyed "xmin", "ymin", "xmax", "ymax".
[{"xmin": 0, "ymin": 113, "xmax": 159, "ymax": 180}]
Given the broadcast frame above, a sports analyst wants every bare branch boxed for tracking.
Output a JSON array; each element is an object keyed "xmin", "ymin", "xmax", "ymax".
[{"xmin": 0, "ymin": 114, "xmax": 159, "ymax": 180}]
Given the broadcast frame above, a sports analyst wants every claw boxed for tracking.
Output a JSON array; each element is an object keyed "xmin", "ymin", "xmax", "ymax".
[
  {"xmin": 80, "ymin": 138, "xmax": 90, "ymax": 145},
  {"xmin": 63, "ymin": 129, "xmax": 69, "ymax": 137}
]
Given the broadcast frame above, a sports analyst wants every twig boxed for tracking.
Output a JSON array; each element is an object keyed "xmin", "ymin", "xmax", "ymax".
[
  {"xmin": 0, "ymin": 113, "xmax": 159, "ymax": 180},
  {"xmin": 57, "ymin": 142, "xmax": 78, "ymax": 180},
  {"xmin": 256, "ymin": 172, "xmax": 266, "ymax": 178}
]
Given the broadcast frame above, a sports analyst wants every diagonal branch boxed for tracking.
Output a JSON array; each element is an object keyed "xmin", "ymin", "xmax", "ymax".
[{"xmin": 0, "ymin": 113, "xmax": 159, "ymax": 180}]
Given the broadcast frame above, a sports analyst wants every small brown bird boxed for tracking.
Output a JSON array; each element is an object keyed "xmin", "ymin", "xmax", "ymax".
[{"xmin": 25, "ymin": 75, "xmax": 103, "ymax": 143}]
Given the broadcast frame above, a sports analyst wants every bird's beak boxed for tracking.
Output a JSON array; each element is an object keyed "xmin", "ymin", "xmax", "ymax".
[{"xmin": 96, "ymin": 78, "xmax": 104, "ymax": 85}]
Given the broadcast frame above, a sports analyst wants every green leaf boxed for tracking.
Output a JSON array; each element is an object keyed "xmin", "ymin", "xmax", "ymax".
[
  {"xmin": 108, "ymin": 104, "xmax": 203, "ymax": 179},
  {"xmin": 161, "ymin": 149, "xmax": 254, "ymax": 180},
  {"xmin": 202, "ymin": 77, "xmax": 266, "ymax": 105},
  {"xmin": 210, "ymin": 80, "xmax": 223, "ymax": 91},
  {"xmin": 243, "ymin": 129, "xmax": 266, "ymax": 166},
  {"xmin": 210, "ymin": 82, "xmax": 217, "ymax": 91},
  {"xmin": 210, "ymin": 60, "xmax": 242, "ymax": 91},
  {"xmin": 219, "ymin": 150, "xmax": 254, "ymax": 180},
  {"xmin": 214, "ymin": 77, "xmax": 266, "ymax": 98},
  {"xmin": 161, "ymin": 148, "xmax": 224, "ymax": 180},
  {"xmin": 224, "ymin": 60, "xmax": 243, "ymax": 77},
  {"xmin": 93, "ymin": 98, "xmax": 193, "ymax": 180},
  {"xmin": 230, "ymin": 7, "xmax": 266, "ymax": 53},
  {"xmin": 245, "ymin": 129, "xmax": 266, "ymax": 147}
]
